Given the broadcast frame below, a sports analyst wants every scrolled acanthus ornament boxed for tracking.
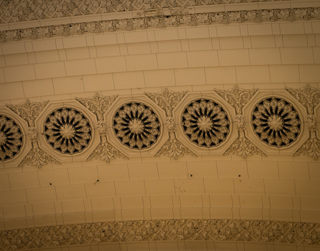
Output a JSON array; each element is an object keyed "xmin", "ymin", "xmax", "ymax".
[
  {"xmin": 7, "ymin": 99, "xmax": 59, "ymax": 168},
  {"xmin": 0, "ymin": 115, "xmax": 23, "ymax": 161},
  {"xmin": 146, "ymin": 88, "xmax": 196, "ymax": 159},
  {"xmin": 251, "ymin": 97, "xmax": 301, "ymax": 148},
  {"xmin": 215, "ymin": 86, "xmax": 266, "ymax": 158},
  {"xmin": 287, "ymin": 85, "xmax": 320, "ymax": 160},
  {"xmin": 44, "ymin": 108, "xmax": 92, "ymax": 154},
  {"xmin": 181, "ymin": 99, "xmax": 230, "ymax": 148},
  {"xmin": 76, "ymin": 93, "xmax": 128, "ymax": 163},
  {"xmin": 113, "ymin": 102, "xmax": 161, "ymax": 150}
]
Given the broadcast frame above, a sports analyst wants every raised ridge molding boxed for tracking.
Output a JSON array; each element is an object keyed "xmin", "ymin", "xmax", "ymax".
[
  {"xmin": 0, "ymin": 0, "xmax": 288, "ymax": 25},
  {"xmin": 1, "ymin": 6, "xmax": 320, "ymax": 43},
  {"xmin": 0, "ymin": 219, "xmax": 319, "ymax": 250}
]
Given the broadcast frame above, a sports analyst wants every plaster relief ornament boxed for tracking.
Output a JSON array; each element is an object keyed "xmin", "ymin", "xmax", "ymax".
[
  {"xmin": 146, "ymin": 88, "xmax": 196, "ymax": 159},
  {"xmin": 182, "ymin": 99, "xmax": 230, "ymax": 148},
  {"xmin": 0, "ymin": 115, "xmax": 23, "ymax": 161},
  {"xmin": 251, "ymin": 97, "xmax": 301, "ymax": 148},
  {"xmin": 1, "ymin": 7, "xmax": 318, "ymax": 43},
  {"xmin": 216, "ymin": 86, "xmax": 266, "ymax": 158},
  {"xmin": 113, "ymin": 102, "xmax": 161, "ymax": 150},
  {"xmin": 44, "ymin": 108, "xmax": 92, "ymax": 154},
  {"xmin": 7, "ymin": 99, "xmax": 59, "ymax": 168},
  {"xmin": 76, "ymin": 93, "xmax": 128, "ymax": 162},
  {"xmin": 287, "ymin": 85, "xmax": 320, "ymax": 160},
  {"xmin": 0, "ymin": 219, "xmax": 320, "ymax": 250}
]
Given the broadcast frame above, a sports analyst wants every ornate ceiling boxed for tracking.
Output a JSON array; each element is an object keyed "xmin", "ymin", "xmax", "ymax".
[{"xmin": 0, "ymin": 0, "xmax": 320, "ymax": 250}]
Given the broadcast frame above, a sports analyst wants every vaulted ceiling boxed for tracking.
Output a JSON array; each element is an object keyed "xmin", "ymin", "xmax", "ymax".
[{"xmin": 0, "ymin": 0, "xmax": 320, "ymax": 250}]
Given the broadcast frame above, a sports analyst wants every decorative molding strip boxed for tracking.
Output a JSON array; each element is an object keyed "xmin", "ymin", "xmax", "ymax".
[
  {"xmin": 0, "ymin": 0, "xmax": 285, "ymax": 24},
  {"xmin": 76, "ymin": 93, "xmax": 128, "ymax": 163},
  {"xmin": 216, "ymin": 86, "xmax": 266, "ymax": 158},
  {"xmin": 1, "ymin": 7, "xmax": 319, "ymax": 43},
  {"xmin": 6, "ymin": 100, "xmax": 60, "ymax": 168},
  {"xmin": 1, "ymin": 87, "xmax": 319, "ymax": 167},
  {"xmin": 287, "ymin": 85, "xmax": 320, "ymax": 160},
  {"xmin": 146, "ymin": 88, "xmax": 196, "ymax": 159},
  {"xmin": 0, "ymin": 219, "xmax": 319, "ymax": 250}
]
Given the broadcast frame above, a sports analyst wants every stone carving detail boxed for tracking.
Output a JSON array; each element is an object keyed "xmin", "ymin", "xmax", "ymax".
[
  {"xmin": 19, "ymin": 127, "xmax": 60, "ymax": 168},
  {"xmin": 44, "ymin": 108, "xmax": 92, "ymax": 155},
  {"xmin": 0, "ymin": 0, "xmax": 285, "ymax": 24},
  {"xmin": 76, "ymin": 94, "xmax": 127, "ymax": 162},
  {"xmin": 7, "ymin": 100, "xmax": 59, "ymax": 168},
  {"xmin": 0, "ymin": 219, "xmax": 319, "ymax": 250},
  {"xmin": 76, "ymin": 93, "xmax": 117, "ymax": 122},
  {"xmin": 1, "ymin": 7, "xmax": 319, "ymax": 43},
  {"xmin": 7, "ymin": 99, "xmax": 48, "ymax": 128},
  {"xmin": 146, "ymin": 89, "xmax": 196, "ymax": 159},
  {"xmin": 146, "ymin": 88, "xmax": 187, "ymax": 118},
  {"xmin": 0, "ymin": 115, "xmax": 23, "ymax": 161},
  {"xmin": 113, "ymin": 102, "xmax": 161, "ymax": 150},
  {"xmin": 216, "ymin": 86, "xmax": 266, "ymax": 158},
  {"xmin": 287, "ymin": 85, "xmax": 320, "ymax": 115},
  {"xmin": 251, "ymin": 97, "xmax": 301, "ymax": 148},
  {"xmin": 182, "ymin": 99, "xmax": 230, "ymax": 148},
  {"xmin": 287, "ymin": 85, "xmax": 320, "ymax": 160}
]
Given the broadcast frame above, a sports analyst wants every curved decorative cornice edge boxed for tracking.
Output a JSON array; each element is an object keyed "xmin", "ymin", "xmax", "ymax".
[
  {"xmin": 0, "ymin": 219, "xmax": 319, "ymax": 250},
  {"xmin": 0, "ymin": 0, "xmax": 286, "ymax": 24},
  {"xmin": 1, "ymin": 7, "xmax": 319, "ymax": 43}
]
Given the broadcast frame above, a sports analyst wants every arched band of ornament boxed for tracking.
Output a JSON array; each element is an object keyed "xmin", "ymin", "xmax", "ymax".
[
  {"xmin": 113, "ymin": 102, "xmax": 161, "ymax": 150},
  {"xmin": 251, "ymin": 97, "xmax": 301, "ymax": 148},
  {"xmin": 0, "ymin": 115, "xmax": 23, "ymax": 161},
  {"xmin": 44, "ymin": 108, "xmax": 92, "ymax": 154},
  {"xmin": 182, "ymin": 99, "xmax": 230, "ymax": 148}
]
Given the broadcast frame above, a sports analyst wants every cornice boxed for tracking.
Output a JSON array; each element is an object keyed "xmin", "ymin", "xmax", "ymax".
[
  {"xmin": 0, "ymin": 219, "xmax": 319, "ymax": 250},
  {"xmin": 0, "ymin": 0, "xmax": 287, "ymax": 24},
  {"xmin": 1, "ymin": 6, "xmax": 319, "ymax": 43}
]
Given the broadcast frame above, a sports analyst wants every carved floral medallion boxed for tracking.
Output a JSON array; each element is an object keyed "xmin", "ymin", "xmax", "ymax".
[
  {"xmin": 0, "ymin": 115, "xmax": 23, "ymax": 161},
  {"xmin": 113, "ymin": 102, "xmax": 161, "ymax": 150},
  {"xmin": 251, "ymin": 97, "xmax": 301, "ymax": 148},
  {"xmin": 182, "ymin": 99, "xmax": 230, "ymax": 148},
  {"xmin": 44, "ymin": 108, "xmax": 92, "ymax": 154}
]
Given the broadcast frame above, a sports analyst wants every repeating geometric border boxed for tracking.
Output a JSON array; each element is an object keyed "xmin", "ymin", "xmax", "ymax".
[
  {"xmin": 1, "ymin": 7, "xmax": 320, "ymax": 43},
  {"xmin": 0, "ymin": 0, "xmax": 287, "ymax": 24},
  {"xmin": 0, "ymin": 86, "xmax": 319, "ymax": 169},
  {"xmin": 0, "ymin": 219, "xmax": 319, "ymax": 250}
]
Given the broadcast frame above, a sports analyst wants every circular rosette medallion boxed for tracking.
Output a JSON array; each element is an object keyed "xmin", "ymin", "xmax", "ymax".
[
  {"xmin": 182, "ymin": 99, "xmax": 230, "ymax": 148},
  {"xmin": 44, "ymin": 108, "xmax": 92, "ymax": 154},
  {"xmin": 113, "ymin": 102, "xmax": 161, "ymax": 150},
  {"xmin": 0, "ymin": 115, "xmax": 23, "ymax": 161},
  {"xmin": 251, "ymin": 97, "xmax": 301, "ymax": 148}
]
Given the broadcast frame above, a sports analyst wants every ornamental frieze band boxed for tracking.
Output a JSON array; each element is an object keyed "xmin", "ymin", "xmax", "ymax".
[
  {"xmin": 0, "ymin": 0, "xmax": 288, "ymax": 24},
  {"xmin": 0, "ymin": 85, "xmax": 319, "ymax": 169},
  {"xmin": 0, "ymin": 219, "xmax": 319, "ymax": 250},
  {"xmin": 1, "ymin": 7, "xmax": 320, "ymax": 43}
]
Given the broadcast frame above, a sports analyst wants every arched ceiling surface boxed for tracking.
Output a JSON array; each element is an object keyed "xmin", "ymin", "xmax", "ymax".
[{"xmin": 0, "ymin": 0, "xmax": 320, "ymax": 250}]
